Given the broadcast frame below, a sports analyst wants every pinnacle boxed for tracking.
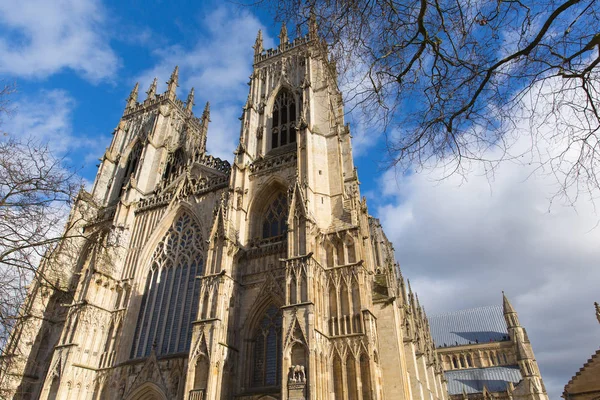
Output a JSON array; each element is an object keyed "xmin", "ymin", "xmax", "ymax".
[
  {"xmin": 502, "ymin": 291, "xmax": 516, "ymax": 314},
  {"xmin": 202, "ymin": 101, "xmax": 210, "ymax": 121},
  {"xmin": 169, "ymin": 65, "xmax": 179, "ymax": 85},
  {"xmin": 186, "ymin": 87, "xmax": 195, "ymax": 111},
  {"xmin": 279, "ymin": 22, "xmax": 288, "ymax": 45},
  {"xmin": 254, "ymin": 29, "xmax": 263, "ymax": 54},
  {"xmin": 146, "ymin": 77, "xmax": 158, "ymax": 99}
]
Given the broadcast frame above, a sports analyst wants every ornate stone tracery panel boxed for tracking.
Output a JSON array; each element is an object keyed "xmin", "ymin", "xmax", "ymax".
[{"xmin": 131, "ymin": 211, "xmax": 205, "ymax": 358}]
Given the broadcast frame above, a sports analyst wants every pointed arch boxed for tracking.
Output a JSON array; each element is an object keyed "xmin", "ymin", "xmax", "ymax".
[
  {"xmin": 269, "ymin": 87, "xmax": 298, "ymax": 150},
  {"xmin": 248, "ymin": 178, "xmax": 289, "ymax": 241},
  {"xmin": 130, "ymin": 209, "xmax": 205, "ymax": 359},
  {"xmin": 125, "ymin": 382, "xmax": 167, "ymax": 400},
  {"xmin": 250, "ymin": 303, "xmax": 283, "ymax": 388},
  {"xmin": 333, "ymin": 353, "xmax": 344, "ymax": 400},
  {"xmin": 346, "ymin": 354, "xmax": 359, "ymax": 400},
  {"xmin": 261, "ymin": 191, "xmax": 288, "ymax": 239},
  {"xmin": 194, "ymin": 354, "xmax": 210, "ymax": 391},
  {"xmin": 360, "ymin": 353, "xmax": 372, "ymax": 400}
]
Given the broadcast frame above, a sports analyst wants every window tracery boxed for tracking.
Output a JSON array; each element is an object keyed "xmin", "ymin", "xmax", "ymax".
[
  {"xmin": 131, "ymin": 212, "xmax": 204, "ymax": 358},
  {"xmin": 262, "ymin": 192, "xmax": 288, "ymax": 239},
  {"xmin": 271, "ymin": 90, "xmax": 296, "ymax": 150},
  {"xmin": 251, "ymin": 304, "xmax": 283, "ymax": 387},
  {"xmin": 119, "ymin": 141, "xmax": 142, "ymax": 196}
]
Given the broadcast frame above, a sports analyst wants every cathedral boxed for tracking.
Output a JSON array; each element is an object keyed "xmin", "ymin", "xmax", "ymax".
[{"xmin": 0, "ymin": 21, "xmax": 548, "ymax": 400}]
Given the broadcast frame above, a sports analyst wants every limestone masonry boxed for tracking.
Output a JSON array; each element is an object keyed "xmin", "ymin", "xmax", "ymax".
[{"xmin": 0, "ymin": 22, "xmax": 549, "ymax": 400}]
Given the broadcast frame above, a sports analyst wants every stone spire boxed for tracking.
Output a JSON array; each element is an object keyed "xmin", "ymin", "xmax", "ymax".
[
  {"xmin": 167, "ymin": 66, "xmax": 179, "ymax": 99},
  {"xmin": 279, "ymin": 23, "xmax": 288, "ymax": 46},
  {"xmin": 186, "ymin": 88, "xmax": 195, "ymax": 112},
  {"xmin": 126, "ymin": 82, "xmax": 139, "ymax": 110},
  {"xmin": 146, "ymin": 77, "xmax": 158, "ymax": 100},
  {"xmin": 253, "ymin": 29, "xmax": 263, "ymax": 55}
]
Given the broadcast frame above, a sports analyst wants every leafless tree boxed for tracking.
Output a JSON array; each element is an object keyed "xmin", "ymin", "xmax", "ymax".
[
  {"xmin": 258, "ymin": 0, "xmax": 600, "ymax": 201},
  {"xmin": 0, "ymin": 85, "xmax": 115, "ymax": 395}
]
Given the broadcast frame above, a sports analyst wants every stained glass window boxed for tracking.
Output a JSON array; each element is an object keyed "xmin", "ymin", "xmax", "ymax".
[
  {"xmin": 131, "ymin": 212, "xmax": 204, "ymax": 358},
  {"xmin": 252, "ymin": 305, "xmax": 283, "ymax": 387},
  {"xmin": 262, "ymin": 193, "xmax": 288, "ymax": 239},
  {"xmin": 271, "ymin": 90, "xmax": 296, "ymax": 150}
]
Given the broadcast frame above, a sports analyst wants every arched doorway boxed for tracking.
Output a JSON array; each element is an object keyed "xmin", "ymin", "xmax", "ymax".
[{"xmin": 125, "ymin": 382, "xmax": 167, "ymax": 400}]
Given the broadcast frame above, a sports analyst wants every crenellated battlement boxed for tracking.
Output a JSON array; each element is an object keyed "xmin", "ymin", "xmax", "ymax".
[{"xmin": 254, "ymin": 34, "xmax": 316, "ymax": 65}]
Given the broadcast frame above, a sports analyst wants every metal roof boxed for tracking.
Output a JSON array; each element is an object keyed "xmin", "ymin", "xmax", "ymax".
[
  {"xmin": 445, "ymin": 366, "xmax": 523, "ymax": 394},
  {"xmin": 428, "ymin": 305, "xmax": 509, "ymax": 347}
]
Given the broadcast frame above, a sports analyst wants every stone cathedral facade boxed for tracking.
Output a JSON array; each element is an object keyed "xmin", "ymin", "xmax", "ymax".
[{"xmin": 0, "ymin": 24, "xmax": 541, "ymax": 400}]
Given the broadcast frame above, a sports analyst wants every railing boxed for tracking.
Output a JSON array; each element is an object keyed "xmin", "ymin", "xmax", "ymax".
[
  {"xmin": 329, "ymin": 313, "xmax": 363, "ymax": 336},
  {"xmin": 189, "ymin": 389, "xmax": 205, "ymax": 400}
]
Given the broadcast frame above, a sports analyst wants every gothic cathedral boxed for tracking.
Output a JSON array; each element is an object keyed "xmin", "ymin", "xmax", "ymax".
[{"xmin": 0, "ymin": 22, "xmax": 547, "ymax": 400}]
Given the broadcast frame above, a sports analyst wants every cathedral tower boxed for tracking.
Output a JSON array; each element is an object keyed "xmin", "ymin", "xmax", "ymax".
[{"xmin": 0, "ymin": 24, "xmax": 447, "ymax": 400}]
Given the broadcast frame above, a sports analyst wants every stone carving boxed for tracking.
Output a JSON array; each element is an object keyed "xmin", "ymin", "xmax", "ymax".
[{"xmin": 288, "ymin": 365, "xmax": 306, "ymax": 383}]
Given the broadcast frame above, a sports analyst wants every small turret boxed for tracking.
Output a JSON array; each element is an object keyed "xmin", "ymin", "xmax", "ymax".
[
  {"xmin": 186, "ymin": 88, "xmax": 195, "ymax": 112},
  {"xmin": 253, "ymin": 30, "xmax": 263, "ymax": 55},
  {"xmin": 279, "ymin": 23, "xmax": 288, "ymax": 46},
  {"xmin": 126, "ymin": 82, "xmax": 139, "ymax": 110},
  {"xmin": 146, "ymin": 78, "xmax": 158, "ymax": 100},
  {"xmin": 167, "ymin": 66, "xmax": 179, "ymax": 100}
]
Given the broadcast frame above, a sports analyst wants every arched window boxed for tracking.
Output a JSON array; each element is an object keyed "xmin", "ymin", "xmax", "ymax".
[
  {"xmin": 252, "ymin": 305, "xmax": 283, "ymax": 387},
  {"xmin": 271, "ymin": 90, "xmax": 296, "ymax": 150},
  {"xmin": 262, "ymin": 192, "xmax": 288, "ymax": 239},
  {"xmin": 121, "ymin": 141, "xmax": 142, "ymax": 194},
  {"xmin": 131, "ymin": 212, "xmax": 204, "ymax": 358},
  {"xmin": 163, "ymin": 147, "xmax": 185, "ymax": 182}
]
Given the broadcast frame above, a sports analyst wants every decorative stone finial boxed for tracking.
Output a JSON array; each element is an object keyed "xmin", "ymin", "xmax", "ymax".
[
  {"xmin": 279, "ymin": 23, "xmax": 288, "ymax": 46},
  {"xmin": 595, "ymin": 301, "xmax": 600, "ymax": 324},
  {"xmin": 167, "ymin": 66, "xmax": 179, "ymax": 99},
  {"xmin": 126, "ymin": 82, "xmax": 139, "ymax": 109},
  {"xmin": 253, "ymin": 29, "xmax": 263, "ymax": 55},
  {"xmin": 168, "ymin": 66, "xmax": 179, "ymax": 86},
  {"xmin": 202, "ymin": 101, "xmax": 210, "ymax": 123},
  {"xmin": 146, "ymin": 78, "xmax": 158, "ymax": 100},
  {"xmin": 186, "ymin": 87, "xmax": 195, "ymax": 112}
]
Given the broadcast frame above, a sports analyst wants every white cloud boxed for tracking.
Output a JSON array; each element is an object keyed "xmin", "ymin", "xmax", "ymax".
[
  {"xmin": 134, "ymin": 6, "xmax": 274, "ymax": 162},
  {"xmin": 3, "ymin": 89, "xmax": 109, "ymax": 166},
  {"xmin": 373, "ymin": 115, "xmax": 600, "ymax": 398},
  {"xmin": 0, "ymin": 0, "xmax": 118, "ymax": 82}
]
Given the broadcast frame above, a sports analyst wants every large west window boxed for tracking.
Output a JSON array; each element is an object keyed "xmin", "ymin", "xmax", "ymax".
[
  {"xmin": 131, "ymin": 212, "xmax": 204, "ymax": 358},
  {"xmin": 271, "ymin": 90, "xmax": 296, "ymax": 149}
]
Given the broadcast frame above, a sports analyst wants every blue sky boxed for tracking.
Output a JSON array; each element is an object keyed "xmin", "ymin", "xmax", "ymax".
[{"xmin": 1, "ymin": 0, "xmax": 599, "ymax": 397}]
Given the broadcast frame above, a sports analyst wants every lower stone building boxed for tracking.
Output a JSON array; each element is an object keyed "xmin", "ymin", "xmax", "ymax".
[{"xmin": 429, "ymin": 295, "xmax": 548, "ymax": 400}]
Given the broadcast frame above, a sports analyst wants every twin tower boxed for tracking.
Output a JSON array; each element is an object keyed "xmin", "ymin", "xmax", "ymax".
[{"xmin": 2, "ymin": 25, "xmax": 448, "ymax": 400}]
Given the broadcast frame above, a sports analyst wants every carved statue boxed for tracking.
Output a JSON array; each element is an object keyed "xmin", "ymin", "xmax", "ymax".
[{"xmin": 289, "ymin": 365, "xmax": 306, "ymax": 383}]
